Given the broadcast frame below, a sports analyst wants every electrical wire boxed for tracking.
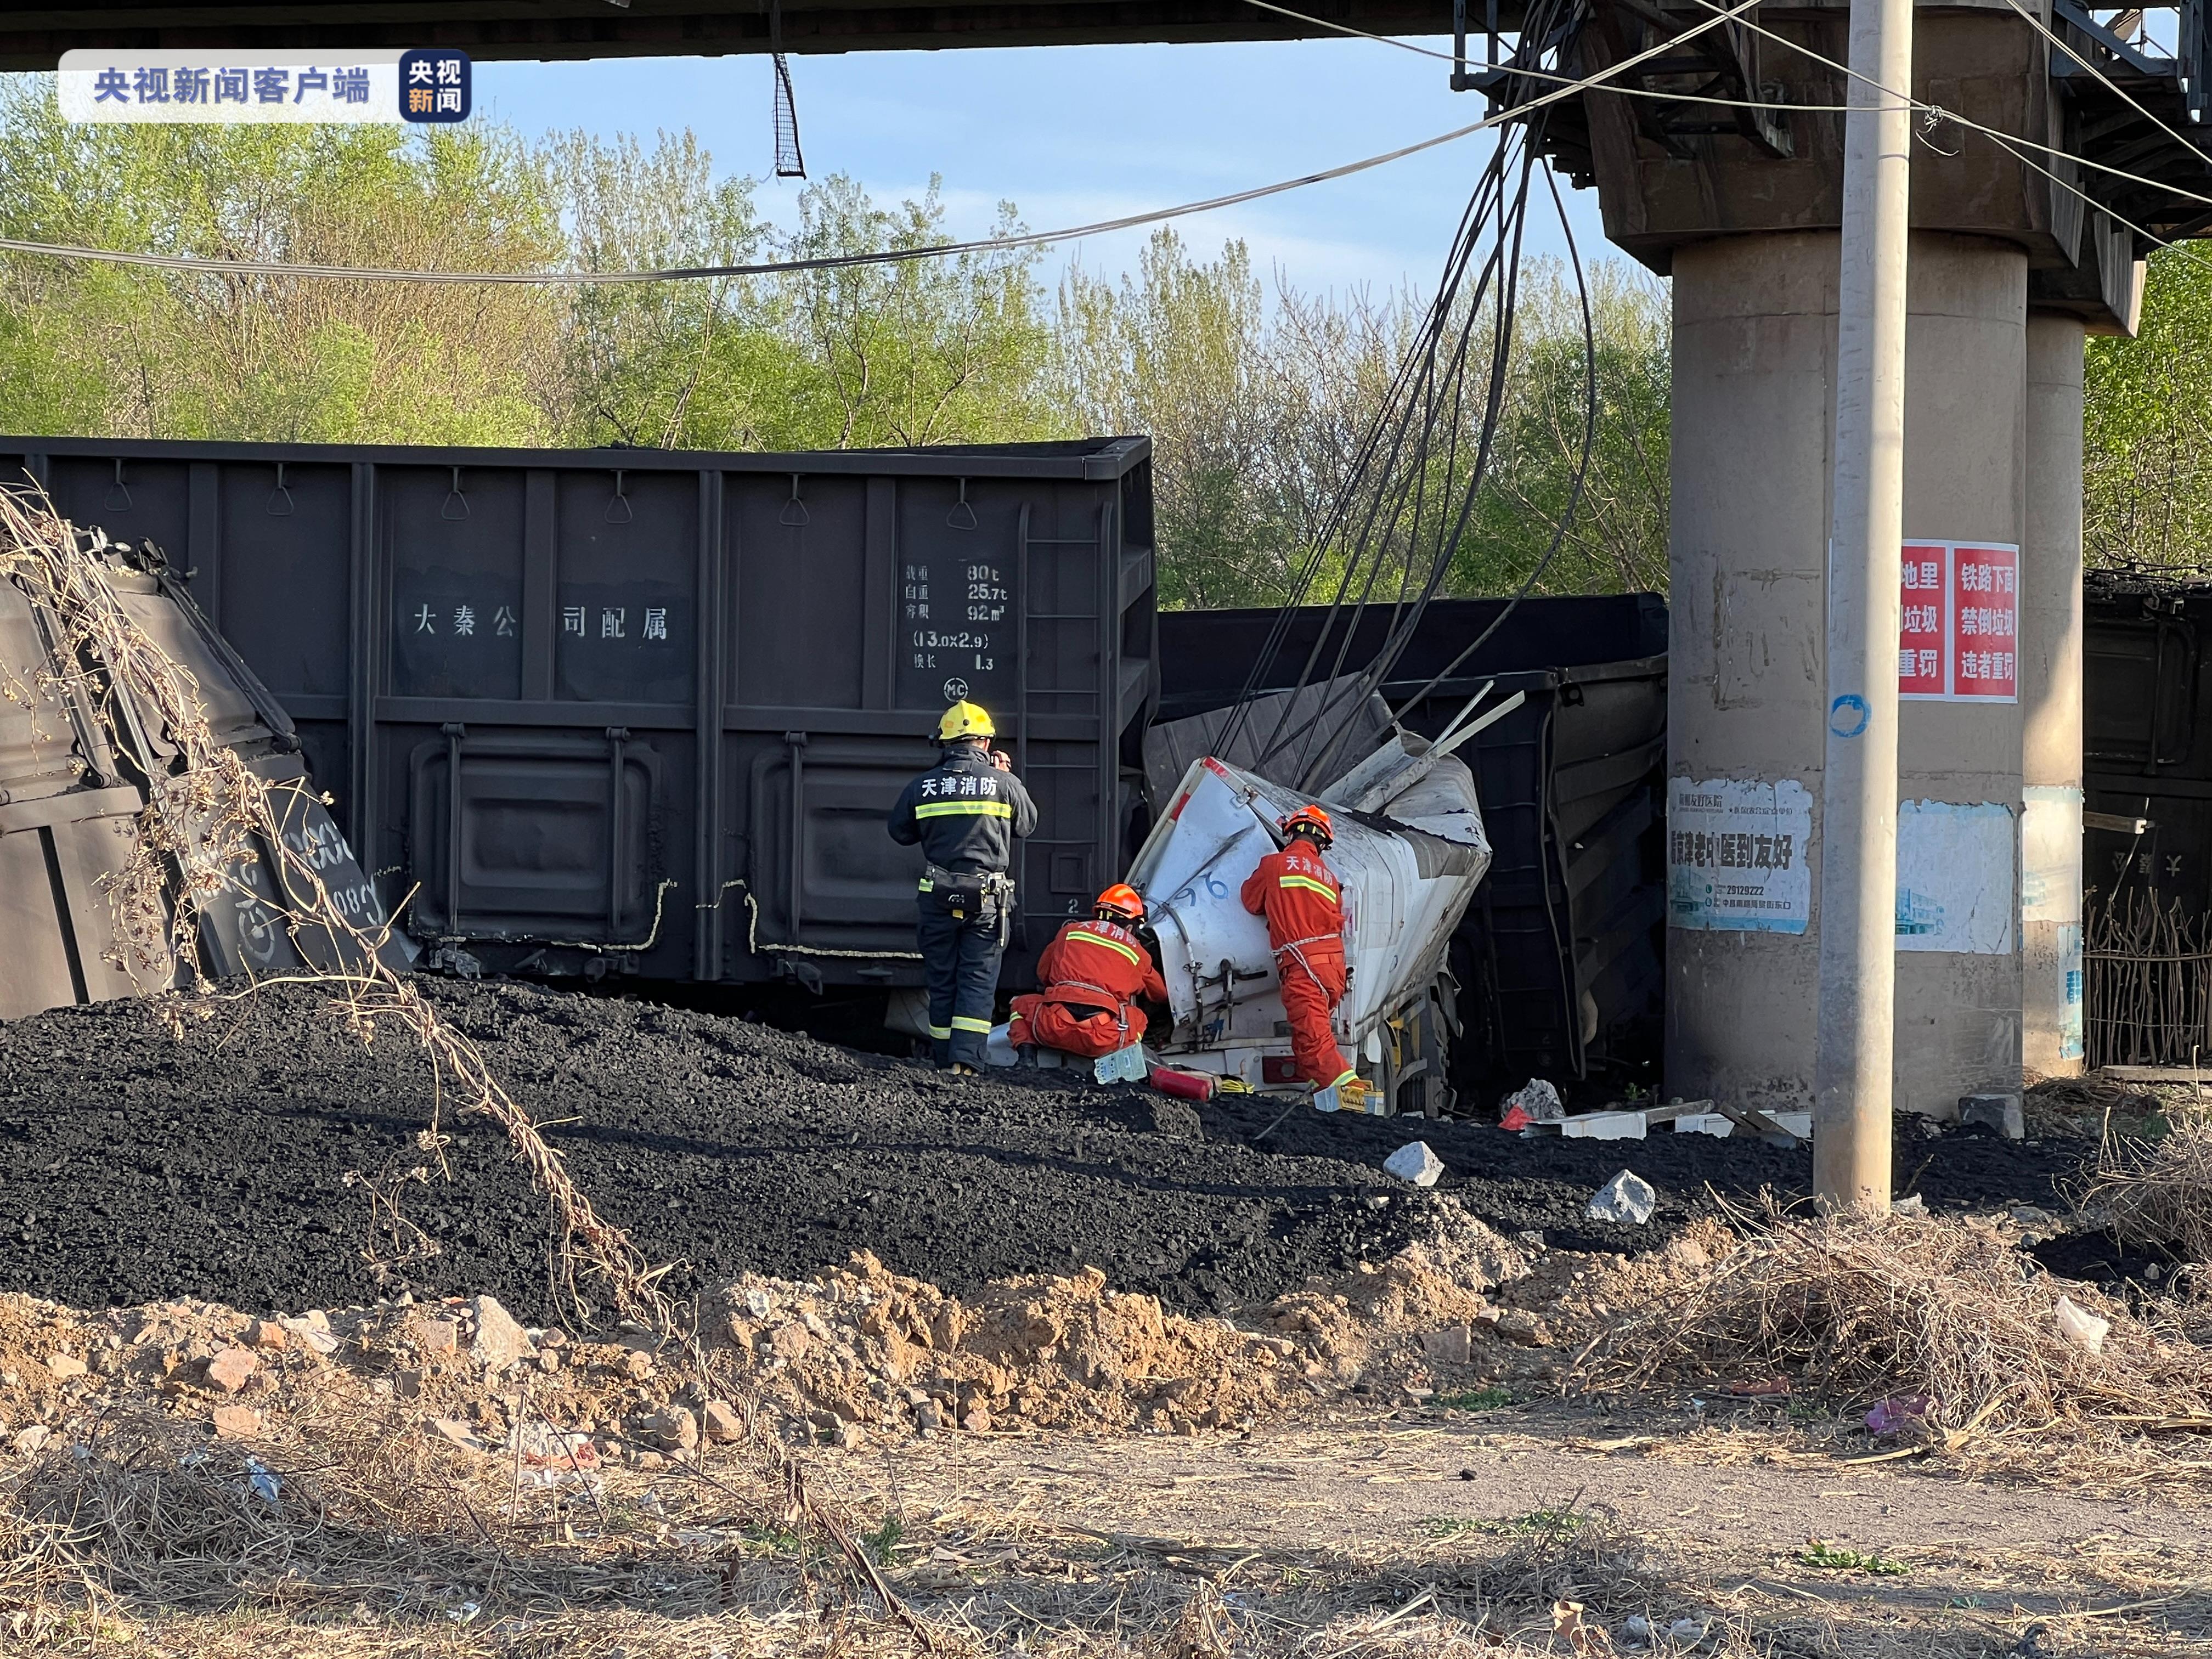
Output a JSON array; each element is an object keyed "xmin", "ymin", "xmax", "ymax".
[
  {"xmin": 1215, "ymin": 0, "xmax": 1612, "ymax": 789},
  {"xmin": 0, "ymin": 2, "xmax": 1764, "ymax": 291}
]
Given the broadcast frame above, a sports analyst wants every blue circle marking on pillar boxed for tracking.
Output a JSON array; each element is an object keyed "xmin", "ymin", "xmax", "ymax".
[{"xmin": 1830, "ymin": 693, "xmax": 1870, "ymax": 738}]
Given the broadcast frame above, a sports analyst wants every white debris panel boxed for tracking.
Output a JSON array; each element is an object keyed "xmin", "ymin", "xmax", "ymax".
[{"xmin": 1125, "ymin": 736, "xmax": 1491, "ymax": 1087}]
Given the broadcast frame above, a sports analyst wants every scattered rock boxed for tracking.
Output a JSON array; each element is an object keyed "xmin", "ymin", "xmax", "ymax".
[
  {"xmin": 243, "ymin": 1319, "xmax": 288, "ymax": 1350},
  {"xmin": 466, "ymin": 1296, "xmax": 531, "ymax": 1371},
  {"xmin": 204, "ymin": 1347, "xmax": 258, "ymax": 1394},
  {"xmin": 44, "ymin": 1353, "xmax": 86, "ymax": 1381},
  {"xmin": 393, "ymin": 1368, "xmax": 425, "ymax": 1400},
  {"xmin": 960, "ymin": 1402, "xmax": 994, "ymax": 1435},
  {"xmin": 1494, "ymin": 1309, "xmax": 1553, "ymax": 1348},
  {"xmin": 211, "ymin": 1403, "xmax": 262, "ymax": 1438},
  {"xmin": 637, "ymin": 1406, "xmax": 700, "ymax": 1453},
  {"xmin": 1383, "ymin": 1141, "xmax": 1445, "ymax": 1188},
  {"xmin": 12, "ymin": 1425, "xmax": 50, "ymax": 1454},
  {"xmin": 701, "ymin": 1400, "xmax": 744, "ymax": 1444},
  {"xmin": 768, "ymin": 1323, "xmax": 812, "ymax": 1361},
  {"xmin": 426, "ymin": 1417, "xmax": 491, "ymax": 1456},
  {"xmin": 1500, "ymin": 1077, "xmax": 1564, "ymax": 1124},
  {"xmin": 1420, "ymin": 1325, "xmax": 1473, "ymax": 1366},
  {"xmin": 415, "ymin": 1317, "xmax": 460, "ymax": 1356},
  {"xmin": 1587, "ymin": 1170, "xmax": 1656, "ymax": 1226},
  {"xmin": 1959, "ymin": 1092, "xmax": 2025, "ymax": 1140},
  {"xmin": 620, "ymin": 1348, "xmax": 656, "ymax": 1381}
]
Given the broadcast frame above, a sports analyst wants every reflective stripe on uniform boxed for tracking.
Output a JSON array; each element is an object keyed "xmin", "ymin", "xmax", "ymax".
[
  {"xmin": 928, "ymin": 1024, "xmax": 952, "ymax": 1040},
  {"xmin": 915, "ymin": 800, "xmax": 1014, "ymax": 820},
  {"xmin": 950, "ymin": 1015, "xmax": 993, "ymax": 1034},
  {"xmin": 1278, "ymin": 874, "xmax": 1338, "ymax": 901},
  {"xmin": 1329, "ymin": 1068, "xmax": 1359, "ymax": 1089},
  {"xmin": 918, "ymin": 878, "xmax": 934, "ymax": 891},
  {"xmin": 1066, "ymin": 930, "xmax": 1143, "ymax": 967}
]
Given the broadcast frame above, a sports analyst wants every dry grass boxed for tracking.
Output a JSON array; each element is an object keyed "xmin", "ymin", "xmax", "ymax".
[
  {"xmin": 2089, "ymin": 1106, "xmax": 2212, "ymax": 1271},
  {"xmin": 1569, "ymin": 1208, "xmax": 2212, "ymax": 1444}
]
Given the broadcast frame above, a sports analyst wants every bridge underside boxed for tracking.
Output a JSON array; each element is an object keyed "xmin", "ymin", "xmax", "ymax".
[{"xmin": 0, "ymin": 0, "xmax": 1469, "ymax": 70}]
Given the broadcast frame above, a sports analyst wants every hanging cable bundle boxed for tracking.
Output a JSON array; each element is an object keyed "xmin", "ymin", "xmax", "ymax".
[{"xmin": 1216, "ymin": 0, "xmax": 1602, "ymax": 792}]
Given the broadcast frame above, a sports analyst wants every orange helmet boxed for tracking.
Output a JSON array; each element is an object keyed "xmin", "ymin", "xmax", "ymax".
[
  {"xmin": 1280, "ymin": 804, "xmax": 1334, "ymax": 846},
  {"xmin": 1095, "ymin": 883, "xmax": 1145, "ymax": 922}
]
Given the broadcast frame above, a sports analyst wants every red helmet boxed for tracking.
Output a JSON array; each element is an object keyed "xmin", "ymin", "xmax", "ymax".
[
  {"xmin": 1095, "ymin": 883, "xmax": 1145, "ymax": 921},
  {"xmin": 1279, "ymin": 804, "xmax": 1334, "ymax": 846}
]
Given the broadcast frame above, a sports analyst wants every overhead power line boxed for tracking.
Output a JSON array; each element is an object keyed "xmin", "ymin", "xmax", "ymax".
[{"xmin": 0, "ymin": 0, "xmax": 1763, "ymax": 289}]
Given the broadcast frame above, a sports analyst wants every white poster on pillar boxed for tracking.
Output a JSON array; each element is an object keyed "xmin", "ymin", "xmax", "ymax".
[
  {"xmin": 2021, "ymin": 785, "xmax": 2084, "ymax": 927},
  {"xmin": 1895, "ymin": 799, "xmax": 2016, "ymax": 954},
  {"xmin": 1667, "ymin": 777, "xmax": 1812, "ymax": 933}
]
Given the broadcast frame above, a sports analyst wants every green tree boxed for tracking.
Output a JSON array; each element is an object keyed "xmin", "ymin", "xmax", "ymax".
[{"xmin": 2086, "ymin": 246, "xmax": 2212, "ymax": 568}]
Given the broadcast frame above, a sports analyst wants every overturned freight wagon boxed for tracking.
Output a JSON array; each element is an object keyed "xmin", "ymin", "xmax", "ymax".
[
  {"xmin": 1, "ymin": 436, "xmax": 1160, "ymax": 992},
  {"xmin": 0, "ymin": 519, "xmax": 399, "ymax": 1019}
]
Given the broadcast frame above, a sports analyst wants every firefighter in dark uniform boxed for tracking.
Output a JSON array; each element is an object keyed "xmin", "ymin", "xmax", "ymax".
[{"xmin": 888, "ymin": 702, "xmax": 1039, "ymax": 1073}]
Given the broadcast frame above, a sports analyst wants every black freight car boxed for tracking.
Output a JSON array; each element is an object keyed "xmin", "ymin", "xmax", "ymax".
[
  {"xmin": 2, "ymin": 436, "xmax": 1159, "ymax": 990},
  {"xmin": 1157, "ymin": 594, "xmax": 1667, "ymax": 1096}
]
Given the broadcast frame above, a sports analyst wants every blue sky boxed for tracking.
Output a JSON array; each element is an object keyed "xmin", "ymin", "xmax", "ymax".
[{"xmin": 475, "ymin": 38, "xmax": 1614, "ymax": 303}]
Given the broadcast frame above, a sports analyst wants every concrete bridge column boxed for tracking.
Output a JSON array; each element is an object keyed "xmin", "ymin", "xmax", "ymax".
[
  {"xmin": 1666, "ymin": 230, "xmax": 2028, "ymax": 1117},
  {"xmin": 2021, "ymin": 312, "xmax": 2087, "ymax": 1077}
]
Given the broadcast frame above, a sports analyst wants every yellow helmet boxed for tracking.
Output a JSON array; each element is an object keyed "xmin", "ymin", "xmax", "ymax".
[{"xmin": 937, "ymin": 701, "xmax": 995, "ymax": 742}]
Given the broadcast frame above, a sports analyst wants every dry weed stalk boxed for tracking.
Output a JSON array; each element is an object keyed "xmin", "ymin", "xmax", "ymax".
[
  {"xmin": 1571, "ymin": 1207, "xmax": 2212, "ymax": 1437},
  {"xmin": 0, "ymin": 484, "xmax": 669, "ymax": 1329},
  {"xmin": 2089, "ymin": 1104, "xmax": 2212, "ymax": 1268}
]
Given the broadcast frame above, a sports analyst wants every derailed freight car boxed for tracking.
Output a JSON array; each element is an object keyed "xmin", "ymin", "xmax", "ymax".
[{"xmin": 2, "ymin": 437, "xmax": 1159, "ymax": 990}]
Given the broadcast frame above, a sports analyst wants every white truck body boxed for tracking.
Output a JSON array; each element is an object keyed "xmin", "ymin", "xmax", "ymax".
[{"xmin": 1126, "ymin": 739, "xmax": 1492, "ymax": 1102}]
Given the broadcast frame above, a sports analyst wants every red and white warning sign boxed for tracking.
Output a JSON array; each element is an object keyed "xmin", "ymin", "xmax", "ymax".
[
  {"xmin": 1899, "ymin": 542, "xmax": 1946, "ymax": 698},
  {"xmin": 1897, "ymin": 540, "xmax": 2018, "ymax": 704}
]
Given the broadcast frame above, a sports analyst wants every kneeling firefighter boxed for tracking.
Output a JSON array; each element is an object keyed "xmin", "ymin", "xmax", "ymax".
[
  {"xmin": 1008, "ymin": 884, "xmax": 1170, "ymax": 1061},
  {"xmin": 888, "ymin": 702, "xmax": 1039, "ymax": 1073},
  {"xmin": 1240, "ymin": 804, "xmax": 1369, "ymax": 1110}
]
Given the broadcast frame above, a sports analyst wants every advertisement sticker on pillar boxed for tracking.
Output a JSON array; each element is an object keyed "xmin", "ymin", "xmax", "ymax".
[{"xmin": 1666, "ymin": 777, "xmax": 1813, "ymax": 934}]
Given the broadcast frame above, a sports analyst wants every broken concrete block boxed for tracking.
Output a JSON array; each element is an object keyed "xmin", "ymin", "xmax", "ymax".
[
  {"xmin": 1420, "ymin": 1325, "xmax": 1474, "ymax": 1366},
  {"xmin": 1959, "ymin": 1093, "xmax": 2025, "ymax": 1140},
  {"xmin": 1559, "ymin": 1111, "xmax": 1647, "ymax": 1141},
  {"xmin": 701, "ymin": 1400, "xmax": 744, "ymax": 1444},
  {"xmin": 466, "ymin": 1296, "xmax": 532, "ymax": 1371},
  {"xmin": 211, "ymin": 1404, "xmax": 262, "ymax": 1438},
  {"xmin": 204, "ymin": 1348, "xmax": 258, "ymax": 1394},
  {"xmin": 1502, "ymin": 1078, "xmax": 1564, "ymax": 1121},
  {"xmin": 415, "ymin": 1317, "xmax": 460, "ymax": 1355},
  {"xmin": 1587, "ymin": 1170, "xmax": 1656, "ymax": 1226},
  {"xmin": 1383, "ymin": 1141, "xmax": 1445, "ymax": 1187}
]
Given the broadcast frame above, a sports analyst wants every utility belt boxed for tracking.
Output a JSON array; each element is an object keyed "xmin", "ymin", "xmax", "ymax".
[
  {"xmin": 1039, "ymin": 978, "xmax": 1127, "ymax": 1028},
  {"xmin": 1274, "ymin": 933, "xmax": 1347, "ymax": 986},
  {"xmin": 920, "ymin": 863, "xmax": 1015, "ymax": 938}
]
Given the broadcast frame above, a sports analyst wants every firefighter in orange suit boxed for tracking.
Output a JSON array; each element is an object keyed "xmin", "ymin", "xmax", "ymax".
[
  {"xmin": 1008, "ymin": 884, "xmax": 1169, "ymax": 1060},
  {"xmin": 1240, "ymin": 804, "xmax": 1369, "ymax": 1108}
]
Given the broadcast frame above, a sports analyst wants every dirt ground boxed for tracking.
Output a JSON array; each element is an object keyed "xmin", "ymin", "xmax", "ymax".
[{"xmin": 0, "ymin": 977, "xmax": 2203, "ymax": 1656}]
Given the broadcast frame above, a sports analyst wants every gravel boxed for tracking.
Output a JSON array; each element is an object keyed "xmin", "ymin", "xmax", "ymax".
[{"xmin": 0, "ymin": 978, "xmax": 2092, "ymax": 1327}]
